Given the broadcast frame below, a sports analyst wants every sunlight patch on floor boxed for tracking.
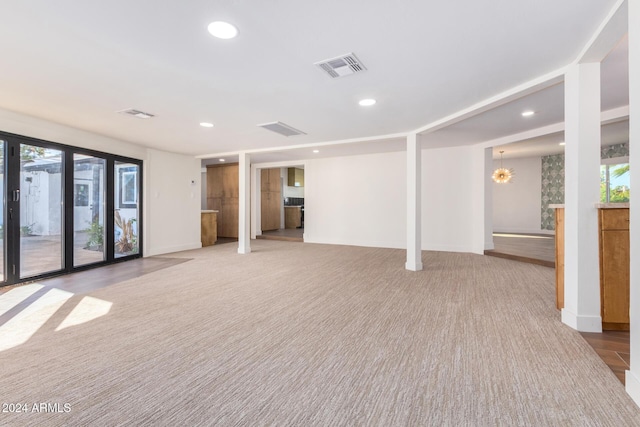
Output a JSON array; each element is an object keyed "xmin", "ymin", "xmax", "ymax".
[
  {"xmin": 0, "ymin": 288, "xmax": 73, "ymax": 351},
  {"xmin": 56, "ymin": 296, "xmax": 112, "ymax": 331},
  {"xmin": 0, "ymin": 284, "xmax": 45, "ymax": 316},
  {"xmin": 0, "ymin": 285, "xmax": 112, "ymax": 352}
]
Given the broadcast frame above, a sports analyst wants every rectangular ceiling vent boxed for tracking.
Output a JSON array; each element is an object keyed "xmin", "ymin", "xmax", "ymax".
[
  {"xmin": 117, "ymin": 108, "xmax": 155, "ymax": 119},
  {"xmin": 257, "ymin": 121, "xmax": 306, "ymax": 137},
  {"xmin": 314, "ymin": 53, "xmax": 366, "ymax": 79}
]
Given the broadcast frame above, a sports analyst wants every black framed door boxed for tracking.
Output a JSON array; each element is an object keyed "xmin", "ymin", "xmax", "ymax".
[
  {"xmin": 4, "ymin": 138, "xmax": 65, "ymax": 283},
  {"xmin": 0, "ymin": 131, "xmax": 142, "ymax": 287}
]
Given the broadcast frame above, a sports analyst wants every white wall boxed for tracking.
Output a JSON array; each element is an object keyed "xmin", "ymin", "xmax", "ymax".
[
  {"xmin": 0, "ymin": 107, "xmax": 202, "ymax": 257},
  {"xmin": 422, "ymin": 146, "xmax": 477, "ymax": 252},
  {"xmin": 305, "ymin": 151, "xmax": 406, "ymax": 248},
  {"xmin": 144, "ymin": 149, "xmax": 202, "ymax": 256},
  {"xmin": 304, "ymin": 146, "xmax": 484, "ymax": 253},
  {"xmin": 491, "ymin": 156, "xmax": 544, "ymax": 234}
]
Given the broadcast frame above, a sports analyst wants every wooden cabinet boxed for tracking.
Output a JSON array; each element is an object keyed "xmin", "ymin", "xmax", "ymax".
[
  {"xmin": 287, "ymin": 167, "xmax": 304, "ymax": 187},
  {"xmin": 598, "ymin": 208, "xmax": 630, "ymax": 330},
  {"xmin": 554, "ymin": 207, "xmax": 630, "ymax": 330},
  {"xmin": 207, "ymin": 164, "xmax": 239, "ymax": 238},
  {"xmin": 284, "ymin": 206, "xmax": 301, "ymax": 229},
  {"xmin": 201, "ymin": 211, "xmax": 218, "ymax": 246},
  {"xmin": 261, "ymin": 168, "xmax": 281, "ymax": 231}
]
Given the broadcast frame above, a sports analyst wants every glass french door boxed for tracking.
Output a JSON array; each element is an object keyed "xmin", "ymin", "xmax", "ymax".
[
  {"xmin": 114, "ymin": 162, "xmax": 140, "ymax": 258},
  {"xmin": 1, "ymin": 132, "xmax": 142, "ymax": 287},
  {"xmin": 74, "ymin": 154, "xmax": 106, "ymax": 267},
  {"xmin": 18, "ymin": 144, "xmax": 64, "ymax": 278}
]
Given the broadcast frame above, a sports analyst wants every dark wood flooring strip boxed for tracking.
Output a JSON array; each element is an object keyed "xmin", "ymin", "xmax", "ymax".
[
  {"xmin": 484, "ymin": 250, "xmax": 555, "ymax": 268},
  {"xmin": 581, "ymin": 331, "xmax": 630, "ymax": 385}
]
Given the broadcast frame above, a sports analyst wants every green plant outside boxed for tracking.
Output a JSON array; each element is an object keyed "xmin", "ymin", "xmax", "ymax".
[{"xmin": 85, "ymin": 219, "xmax": 104, "ymax": 251}]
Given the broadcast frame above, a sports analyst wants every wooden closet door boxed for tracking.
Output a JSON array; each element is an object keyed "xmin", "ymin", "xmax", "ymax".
[{"xmin": 261, "ymin": 169, "xmax": 281, "ymax": 231}]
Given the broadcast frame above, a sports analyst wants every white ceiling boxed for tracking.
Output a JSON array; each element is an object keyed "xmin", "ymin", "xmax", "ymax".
[{"xmin": 0, "ymin": 1, "xmax": 627, "ymax": 162}]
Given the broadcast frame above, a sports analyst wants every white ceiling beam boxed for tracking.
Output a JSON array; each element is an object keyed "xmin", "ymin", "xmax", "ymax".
[
  {"xmin": 479, "ymin": 122, "xmax": 565, "ymax": 149},
  {"xmin": 601, "ymin": 105, "xmax": 629, "ymax": 124},
  {"xmin": 196, "ymin": 132, "xmax": 408, "ymax": 159},
  {"xmin": 575, "ymin": 0, "xmax": 628, "ymax": 64}
]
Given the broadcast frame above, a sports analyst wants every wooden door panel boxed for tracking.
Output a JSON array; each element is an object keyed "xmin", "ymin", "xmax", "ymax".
[
  {"xmin": 222, "ymin": 164, "xmax": 239, "ymax": 197},
  {"xmin": 206, "ymin": 166, "xmax": 224, "ymax": 198},
  {"xmin": 601, "ymin": 230, "xmax": 630, "ymax": 324}
]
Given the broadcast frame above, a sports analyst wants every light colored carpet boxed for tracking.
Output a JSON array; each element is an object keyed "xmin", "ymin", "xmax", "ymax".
[{"xmin": 0, "ymin": 240, "xmax": 639, "ymax": 426}]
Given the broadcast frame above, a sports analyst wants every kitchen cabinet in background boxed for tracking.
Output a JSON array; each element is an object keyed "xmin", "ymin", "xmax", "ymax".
[{"xmin": 287, "ymin": 168, "xmax": 304, "ymax": 187}]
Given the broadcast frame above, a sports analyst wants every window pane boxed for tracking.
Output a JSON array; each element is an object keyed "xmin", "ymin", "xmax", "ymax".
[
  {"xmin": 608, "ymin": 163, "xmax": 629, "ymax": 203},
  {"xmin": 114, "ymin": 162, "xmax": 139, "ymax": 258},
  {"xmin": 20, "ymin": 144, "xmax": 63, "ymax": 278},
  {"xmin": 74, "ymin": 154, "xmax": 106, "ymax": 267}
]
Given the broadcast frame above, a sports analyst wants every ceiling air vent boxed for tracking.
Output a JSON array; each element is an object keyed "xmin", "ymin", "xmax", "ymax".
[
  {"xmin": 314, "ymin": 53, "xmax": 366, "ymax": 78},
  {"xmin": 257, "ymin": 121, "xmax": 306, "ymax": 137},
  {"xmin": 117, "ymin": 108, "xmax": 155, "ymax": 119}
]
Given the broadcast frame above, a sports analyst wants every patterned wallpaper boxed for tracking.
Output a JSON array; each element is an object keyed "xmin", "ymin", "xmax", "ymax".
[
  {"xmin": 541, "ymin": 154, "xmax": 565, "ymax": 230},
  {"xmin": 540, "ymin": 142, "xmax": 629, "ymax": 230},
  {"xmin": 601, "ymin": 142, "xmax": 629, "ymax": 159}
]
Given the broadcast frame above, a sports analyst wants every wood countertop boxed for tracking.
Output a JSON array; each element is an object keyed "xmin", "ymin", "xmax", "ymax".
[{"xmin": 549, "ymin": 204, "xmax": 629, "ymax": 209}]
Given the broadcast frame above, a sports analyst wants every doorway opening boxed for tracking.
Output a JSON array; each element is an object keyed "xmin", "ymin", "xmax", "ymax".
[{"xmin": 258, "ymin": 166, "xmax": 304, "ymax": 242}]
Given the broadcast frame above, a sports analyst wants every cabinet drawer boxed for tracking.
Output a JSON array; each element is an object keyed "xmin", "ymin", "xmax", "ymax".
[{"xmin": 600, "ymin": 209, "xmax": 629, "ymax": 230}]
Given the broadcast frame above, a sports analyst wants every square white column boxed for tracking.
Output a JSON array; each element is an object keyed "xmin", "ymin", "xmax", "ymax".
[
  {"xmin": 562, "ymin": 62, "xmax": 602, "ymax": 332},
  {"xmin": 626, "ymin": 0, "xmax": 640, "ymax": 406},
  {"xmin": 238, "ymin": 152, "xmax": 251, "ymax": 254},
  {"xmin": 406, "ymin": 133, "xmax": 423, "ymax": 271}
]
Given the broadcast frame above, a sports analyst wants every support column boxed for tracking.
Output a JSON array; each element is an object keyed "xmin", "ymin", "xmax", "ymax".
[
  {"xmin": 627, "ymin": 0, "xmax": 640, "ymax": 406},
  {"xmin": 562, "ymin": 62, "xmax": 602, "ymax": 332},
  {"xmin": 250, "ymin": 165, "xmax": 259, "ymax": 239},
  {"xmin": 238, "ymin": 152, "xmax": 251, "ymax": 254},
  {"xmin": 406, "ymin": 133, "xmax": 423, "ymax": 271},
  {"xmin": 484, "ymin": 147, "xmax": 494, "ymax": 251},
  {"xmin": 471, "ymin": 146, "xmax": 494, "ymax": 254}
]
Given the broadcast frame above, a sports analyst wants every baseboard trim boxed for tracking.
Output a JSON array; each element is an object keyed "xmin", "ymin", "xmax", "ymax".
[
  {"xmin": 561, "ymin": 309, "xmax": 602, "ymax": 332},
  {"xmin": 626, "ymin": 371, "xmax": 640, "ymax": 407}
]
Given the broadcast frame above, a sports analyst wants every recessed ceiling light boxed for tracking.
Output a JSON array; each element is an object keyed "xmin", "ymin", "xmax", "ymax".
[
  {"xmin": 359, "ymin": 98, "xmax": 376, "ymax": 107},
  {"xmin": 313, "ymin": 149, "xmax": 320, "ymax": 153},
  {"xmin": 200, "ymin": 122, "xmax": 214, "ymax": 128},
  {"xmin": 207, "ymin": 21, "xmax": 238, "ymax": 39},
  {"xmin": 559, "ymin": 142, "xmax": 566, "ymax": 146},
  {"xmin": 521, "ymin": 110, "xmax": 535, "ymax": 117},
  {"xmin": 219, "ymin": 158, "xmax": 226, "ymax": 162}
]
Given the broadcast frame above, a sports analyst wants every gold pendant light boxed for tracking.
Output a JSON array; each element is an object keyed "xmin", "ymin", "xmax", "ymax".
[{"xmin": 492, "ymin": 150, "xmax": 514, "ymax": 184}]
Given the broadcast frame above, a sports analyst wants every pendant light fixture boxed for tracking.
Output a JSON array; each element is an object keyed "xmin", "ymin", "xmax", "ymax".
[{"xmin": 492, "ymin": 150, "xmax": 514, "ymax": 184}]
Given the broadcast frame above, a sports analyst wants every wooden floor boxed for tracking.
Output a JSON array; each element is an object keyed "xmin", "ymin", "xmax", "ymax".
[
  {"xmin": 484, "ymin": 232, "xmax": 555, "ymax": 268},
  {"xmin": 257, "ymin": 228, "xmax": 304, "ymax": 242},
  {"xmin": 0, "ymin": 257, "xmax": 190, "ymax": 295},
  {"xmin": 581, "ymin": 331, "xmax": 630, "ymax": 385}
]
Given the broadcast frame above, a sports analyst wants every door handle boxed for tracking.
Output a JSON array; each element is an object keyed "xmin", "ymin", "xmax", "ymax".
[{"xmin": 12, "ymin": 189, "xmax": 20, "ymax": 202}]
